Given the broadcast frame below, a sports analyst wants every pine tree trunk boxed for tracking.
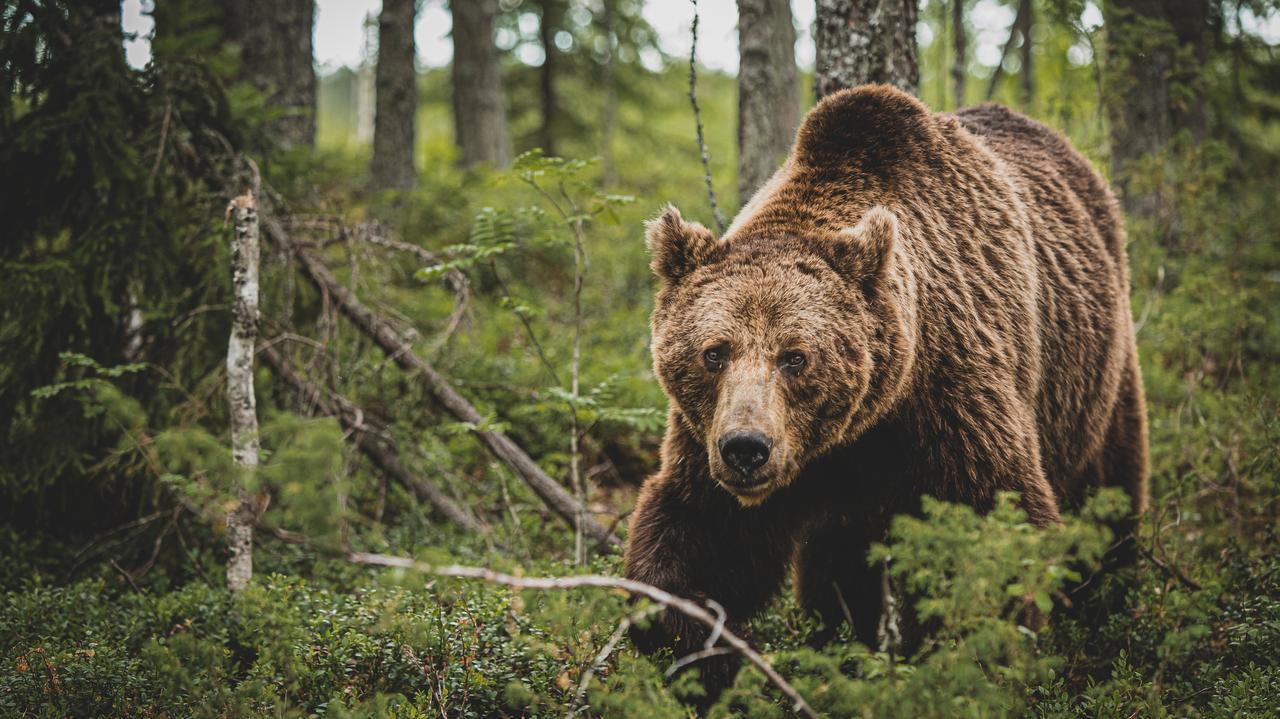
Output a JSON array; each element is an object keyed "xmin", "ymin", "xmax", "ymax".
[
  {"xmin": 225, "ymin": 193, "xmax": 261, "ymax": 593},
  {"xmin": 538, "ymin": 0, "xmax": 561, "ymax": 154},
  {"xmin": 737, "ymin": 0, "xmax": 799, "ymax": 203},
  {"xmin": 451, "ymin": 0, "xmax": 513, "ymax": 169},
  {"xmin": 814, "ymin": 0, "xmax": 919, "ymax": 98},
  {"xmin": 223, "ymin": 0, "xmax": 316, "ymax": 148},
  {"xmin": 371, "ymin": 0, "xmax": 418, "ymax": 191},
  {"xmin": 951, "ymin": 0, "xmax": 966, "ymax": 107},
  {"xmin": 1104, "ymin": 0, "xmax": 1211, "ymax": 238}
]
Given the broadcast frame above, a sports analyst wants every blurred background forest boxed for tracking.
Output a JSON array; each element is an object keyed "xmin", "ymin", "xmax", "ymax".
[{"xmin": 2, "ymin": 0, "xmax": 1279, "ymax": 716}]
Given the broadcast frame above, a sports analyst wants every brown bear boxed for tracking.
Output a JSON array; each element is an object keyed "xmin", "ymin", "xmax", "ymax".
[{"xmin": 624, "ymin": 85, "xmax": 1148, "ymax": 664}]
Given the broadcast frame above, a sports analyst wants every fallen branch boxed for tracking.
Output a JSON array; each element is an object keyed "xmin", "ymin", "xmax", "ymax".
[
  {"xmin": 263, "ymin": 219, "xmax": 621, "ymax": 549},
  {"xmin": 260, "ymin": 345, "xmax": 487, "ymax": 534},
  {"xmin": 347, "ymin": 551, "xmax": 818, "ymax": 719},
  {"xmin": 286, "ymin": 217, "xmax": 471, "ymax": 348}
]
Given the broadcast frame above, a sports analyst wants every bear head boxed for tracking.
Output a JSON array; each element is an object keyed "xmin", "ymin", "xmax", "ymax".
[{"xmin": 647, "ymin": 204, "xmax": 910, "ymax": 505}]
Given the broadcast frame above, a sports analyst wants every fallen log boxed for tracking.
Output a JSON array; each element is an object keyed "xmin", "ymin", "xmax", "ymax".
[
  {"xmin": 260, "ymin": 345, "xmax": 487, "ymax": 535},
  {"xmin": 263, "ymin": 219, "xmax": 622, "ymax": 549}
]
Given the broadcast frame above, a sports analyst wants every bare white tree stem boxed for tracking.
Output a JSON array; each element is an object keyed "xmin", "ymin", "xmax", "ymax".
[
  {"xmin": 347, "ymin": 552, "xmax": 819, "ymax": 718},
  {"xmin": 225, "ymin": 191, "xmax": 262, "ymax": 592}
]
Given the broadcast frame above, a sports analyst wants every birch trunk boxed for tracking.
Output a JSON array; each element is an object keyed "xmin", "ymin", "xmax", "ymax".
[
  {"xmin": 737, "ymin": 0, "xmax": 800, "ymax": 204},
  {"xmin": 814, "ymin": 0, "xmax": 920, "ymax": 98},
  {"xmin": 225, "ymin": 193, "xmax": 261, "ymax": 592}
]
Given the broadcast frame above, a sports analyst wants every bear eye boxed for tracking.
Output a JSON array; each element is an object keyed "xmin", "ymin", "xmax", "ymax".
[
  {"xmin": 703, "ymin": 345, "xmax": 728, "ymax": 371},
  {"xmin": 780, "ymin": 351, "xmax": 807, "ymax": 375}
]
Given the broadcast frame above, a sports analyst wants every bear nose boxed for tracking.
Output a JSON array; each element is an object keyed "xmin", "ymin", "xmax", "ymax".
[{"xmin": 718, "ymin": 430, "xmax": 773, "ymax": 476}]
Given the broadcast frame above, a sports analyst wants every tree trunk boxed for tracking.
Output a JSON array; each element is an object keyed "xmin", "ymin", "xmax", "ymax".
[
  {"xmin": 223, "ymin": 0, "xmax": 316, "ymax": 148},
  {"xmin": 984, "ymin": 0, "xmax": 1025, "ymax": 101},
  {"xmin": 951, "ymin": 0, "xmax": 966, "ymax": 107},
  {"xmin": 538, "ymin": 0, "xmax": 562, "ymax": 154},
  {"xmin": 451, "ymin": 0, "xmax": 513, "ymax": 169},
  {"xmin": 737, "ymin": 0, "xmax": 799, "ymax": 203},
  {"xmin": 1104, "ymin": 0, "xmax": 1211, "ymax": 236},
  {"xmin": 225, "ymin": 193, "xmax": 261, "ymax": 592},
  {"xmin": 814, "ymin": 0, "xmax": 919, "ymax": 98},
  {"xmin": 1019, "ymin": 0, "xmax": 1033, "ymax": 105},
  {"xmin": 371, "ymin": 0, "xmax": 418, "ymax": 191},
  {"xmin": 599, "ymin": 0, "xmax": 619, "ymax": 184}
]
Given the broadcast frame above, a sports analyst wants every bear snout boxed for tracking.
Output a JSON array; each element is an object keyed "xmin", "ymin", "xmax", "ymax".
[{"xmin": 717, "ymin": 430, "xmax": 773, "ymax": 480}]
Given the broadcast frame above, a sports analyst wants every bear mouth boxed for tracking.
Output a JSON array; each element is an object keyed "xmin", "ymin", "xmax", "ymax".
[{"xmin": 715, "ymin": 470, "xmax": 776, "ymax": 504}]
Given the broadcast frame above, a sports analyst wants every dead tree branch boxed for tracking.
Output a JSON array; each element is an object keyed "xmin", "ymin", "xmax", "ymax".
[
  {"xmin": 263, "ymin": 219, "xmax": 621, "ymax": 549},
  {"xmin": 347, "ymin": 552, "xmax": 818, "ymax": 718},
  {"xmin": 260, "ymin": 345, "xmax": 487, "ymax": 534}
]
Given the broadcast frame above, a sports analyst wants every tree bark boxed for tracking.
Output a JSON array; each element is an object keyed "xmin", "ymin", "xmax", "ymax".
[
  {"xmin": 537, "ymin": 0, "xmax": 562, "ymax": 154},
  {"xmin": 984, "ymin": 0, "xmax": 1025, "ymax": 101},
  {"xmin": 1019, "ymin": 0, "xmax": 1033, "ymax": 105},
  {"xmin": 225, "ymin": 193, "xmax": 261, "ymax": 592},
  {"xmin": 599, "ymin": 0, "xmax": 619, "ymax": 184},
  {"xmin": 371, "ymin": 0, "xmax": 418, "ymax": 191},
  {"xmin": 737, "ymin": 0, "xmax": 799, "ymax": 203},
  {"xmin": 451, "ymin": 0, "xmax": 513, "ymax": 168},
  {"xmin": 814, "ymin": 0, "xmax": 919, "ymax": 98},
  {"xmin": 951, "ymin": 0, "xmax": 966, "ymax": 107},
  {"xmin": 1104, "ymin": 0, "xmax": 1211, "ymax": 235},
  {"xmin": 260, "ymin": 346, "xmax": 487, "ymax": 534},
  {"xmin": 265, "ymin": 220, "xmax": 621, "ymax": 549},
  {"xmin": 223, "ymin": 0, "xmax": 316, "ymax": 148}
]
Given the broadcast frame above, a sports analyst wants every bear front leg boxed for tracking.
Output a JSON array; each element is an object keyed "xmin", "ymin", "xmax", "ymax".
[
  {"xmin": 624, "ymin": 468, "xmax": 796, "ymax": 657},
  {"xmin": 794, "ymin": 520, "xmax": 884, "ymax": 647},
  {"xmin": 624, "ymin": 418, "xmax": 801, "ymax": 666}
]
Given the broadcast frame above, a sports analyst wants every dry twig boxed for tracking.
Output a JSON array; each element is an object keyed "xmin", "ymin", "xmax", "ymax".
[{"xmin": 687, "ymin": 0, "xmax": 726, "ymax": 233}]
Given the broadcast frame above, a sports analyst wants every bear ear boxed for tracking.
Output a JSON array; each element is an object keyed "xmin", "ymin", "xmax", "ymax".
[
  {"xmin": 646, "ymin": 205, "xmax": 719, "ymax": 284},
  {"xmin": 825, "ymin": 206, "xmax": 899, "ymax": 281}
]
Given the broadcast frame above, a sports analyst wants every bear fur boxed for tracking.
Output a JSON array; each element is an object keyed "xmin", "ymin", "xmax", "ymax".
[{"xmin": 625, "ymin": 85, "xmax": 1148, "ymax": 660}]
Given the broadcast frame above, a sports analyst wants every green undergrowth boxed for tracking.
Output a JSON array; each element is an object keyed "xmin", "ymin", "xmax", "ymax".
[{"xmin": 4, "ymin": 491, "xmax": 1278, "ymax": 717}]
